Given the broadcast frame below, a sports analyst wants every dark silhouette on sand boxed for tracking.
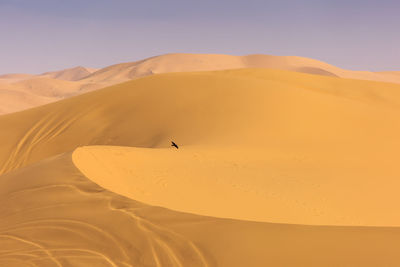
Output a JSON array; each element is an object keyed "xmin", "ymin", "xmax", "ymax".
[{"xmin": 171, "ymin": 141, "xmax": 179, "ymax": 149}]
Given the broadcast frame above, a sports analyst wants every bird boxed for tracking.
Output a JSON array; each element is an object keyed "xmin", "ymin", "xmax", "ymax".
[{"xmin": 171, "ymin": 141, "xmax": 179, "ymax": 149}]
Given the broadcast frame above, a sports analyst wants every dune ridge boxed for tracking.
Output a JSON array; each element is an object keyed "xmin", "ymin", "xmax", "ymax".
[
  {"xmin": 82, "ymin": 53, "xmax": 400, "ymax": 85},
  {"xmin": 1, "ymin": 53, "xmax": 400, "ymax": 115}
]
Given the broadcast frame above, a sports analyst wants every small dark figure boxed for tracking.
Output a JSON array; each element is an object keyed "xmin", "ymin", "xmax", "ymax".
[{"xmin": 171, "ymin": 141, "xmax": 179, "ymax": 149}]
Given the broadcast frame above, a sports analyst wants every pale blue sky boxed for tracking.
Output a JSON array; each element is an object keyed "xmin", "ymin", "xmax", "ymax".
[{"xmin": 0, "ymin": 0, "xmax": 399, "ymax": 74}]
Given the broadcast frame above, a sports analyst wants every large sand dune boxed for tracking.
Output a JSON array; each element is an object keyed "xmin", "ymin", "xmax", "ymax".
[
  {"xmin": 1, "ymin": 53, "xmax": 400, "ymax": 115},
  {"xmin": 1, "ymin": 69, "xmax": 400, "ymax": 225},
  {"xmin": 1, "ymin": 68, "xmax": 400, "ymax": 265}
]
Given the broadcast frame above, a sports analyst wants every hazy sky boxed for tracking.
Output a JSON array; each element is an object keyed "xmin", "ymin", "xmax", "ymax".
[{"xmin": 0, "ymin": 0, "xmax": 399, "ymax": 74}]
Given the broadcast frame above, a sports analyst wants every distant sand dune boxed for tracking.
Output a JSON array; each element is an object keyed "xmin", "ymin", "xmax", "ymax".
[
  {"xmin": 12, "ymin": 77, "xmax": 83, "ymax": 97},
  {"xmin": 82, "ymin": 53, "xmax": 400, "ymax": 85},
  {"xmin": 1, "ymin": 53, "xmax": 399, "ymax": 115},
  {"xmin": 40, "ymin": 66, "xmax": 98, "ymax": 81},
  {"xmin": 293, "ymin": 66, "xmax": 339, "ymax": 77},
  {"xmin": 0, "ymin": 88, "xmax": 55, "ymax": 114},
  {"xmin": 0, "ymin": 73, "xmax": 35, "ymax": 83}
]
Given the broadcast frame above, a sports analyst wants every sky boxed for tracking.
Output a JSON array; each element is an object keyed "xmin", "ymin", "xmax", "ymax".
[{"xmin": 0, "ymin": 0, "xmax": 399, "ymax": 74}]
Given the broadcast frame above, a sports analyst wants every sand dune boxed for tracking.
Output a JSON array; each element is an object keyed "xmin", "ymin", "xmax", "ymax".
[
  {"xmin": 0, "ymin": 77, "xmax": 91, "ymax": 114},
  {"xmin": 12, "ymin": 77, "xmax": 84, "ymax": 98},
  {"xmin": 0, "ymin": 88, "xmax": 55, "ymax": 115},
  {"xmin": 1, "ymin": 53, "xmax": 399, "ymax": 115},
  {"xmin": 2, "ymin": 68, "xmax": 400, "ymax": 265},
  {"xmin": 0, "ymin": 66, "xmax": 97, "ymax": 84},
  {"xmin": 82, "ymin": 53, "xmax": 400, "ymax": 85},
  {"xmin": 1, "ymin": 69, "xmax": 400, "ymax": 226},
  {"xmin": 40, "ymin": 66, "xmax": 98, "ymax": 81},
  {"xmin": 0, "ymin": 73, "xmax": 35, "ymax": 83},
  {"xmin": 1, "ymin": 151, "xmax": 400, "ymax": 267},
  {"xmin": 0, "ymin": 76, "xmax": 100, "ymax": 115}
]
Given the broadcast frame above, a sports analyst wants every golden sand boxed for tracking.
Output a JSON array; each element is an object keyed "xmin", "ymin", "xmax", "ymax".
[{"xmin": 1, "ymin": 69, "xmax": 400, "ymax": 266}]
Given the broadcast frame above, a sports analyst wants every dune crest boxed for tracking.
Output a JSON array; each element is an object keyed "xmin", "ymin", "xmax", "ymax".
[{"xmin": 72, "ymin": 143, "xmax": 400, "ymax": 226}]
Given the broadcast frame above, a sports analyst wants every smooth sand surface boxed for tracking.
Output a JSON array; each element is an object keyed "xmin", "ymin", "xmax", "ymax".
[
  {"xmin": 1, "ymin": 69, "xmax": 400, "ymax": 266},
  {"xmin": 72, "ymin": 143, "xmax": 400, "ymax": 226},
  {"xmin": 1, "ymin": 53, "xmax": 400, "ymax": 115}
]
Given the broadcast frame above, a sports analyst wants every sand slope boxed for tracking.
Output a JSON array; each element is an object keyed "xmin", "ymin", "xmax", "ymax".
[{"xmin": 1, "ymin": 151, "xmax": 400, "ymax": 267}]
